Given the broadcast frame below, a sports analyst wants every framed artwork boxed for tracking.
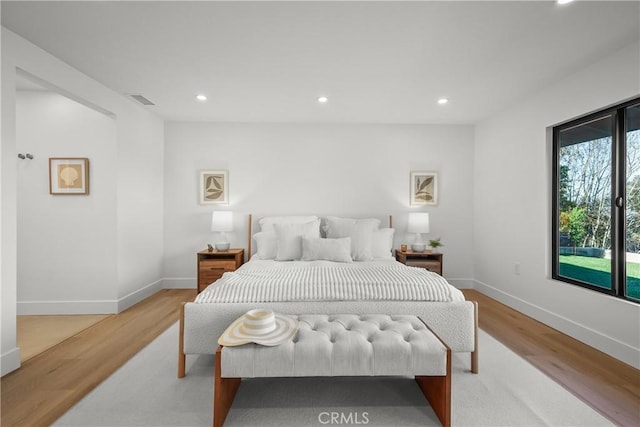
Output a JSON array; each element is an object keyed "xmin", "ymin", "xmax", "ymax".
[
  {"xmin": 49, "ymin": 158, "xmax": 89, "ymax": 195},
  {"xmin": 199, "ymin": 170, "xmax": 229, "ymax": 204},
  {"xmin": 410, "ymin": 171, "xmax": 438, "ymax": 206}
]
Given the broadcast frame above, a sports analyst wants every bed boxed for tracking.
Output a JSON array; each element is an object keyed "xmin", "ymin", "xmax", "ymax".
[{"xmin": 178, "ymin": 215, "xmax": 478, "ymax": 377}]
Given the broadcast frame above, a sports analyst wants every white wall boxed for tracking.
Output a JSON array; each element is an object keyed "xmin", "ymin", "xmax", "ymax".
[
  {"xmin": 474, "ymin": 41, "xmax": 640, "ymax": 368},
  {"xmin": 115, "ymin": 105, "xmax": 165, "ymax": 311},
  {"xmin": 16, "ymin": 91, "xmax": 118, "ymax": 311},
  {"xmin": 1, "ymin": 28, "xmax": 164, "ymax": 375},
  {"xmin": 0, "ymin": 21, "xmax": 21, "ymax": 377},
  {"xmin": 164, "ymin": 123, "xmax": 474, "ymax": 288}
]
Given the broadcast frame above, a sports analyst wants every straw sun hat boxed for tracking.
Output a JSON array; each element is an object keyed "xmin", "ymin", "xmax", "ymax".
[{"xmin": 218, "ymin": 309, "xmax": 299, "ymax": 346}]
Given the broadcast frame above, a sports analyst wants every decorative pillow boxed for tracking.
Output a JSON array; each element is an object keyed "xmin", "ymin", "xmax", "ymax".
[
  {"xmin": 324, "ymin": 217, "xmax": 380, "ymax": 261},
  {"xmin": 349, "ymin": 221, "xmax": 375, "ymax": 261},
  {"xmin": 301, "ymin": 237, "xmax": 353, "ymax": 263},
  {"xmin": 253, "ymin": 231, "xmax": 277, "ymax": 259},
  {"xmin": 371, "ymin": 228, "xmax": 395, "ymax": 259},
  {"xmin": 274, "ymin": 219, "xmax": 321, "ymax": 261},
  {"xmin": 259, "ymin": 216, "xmax": 319, "ymax": 233},
  {"xmin": 324, "ymin": 216, "xmax": 380, "ymax": 238}
]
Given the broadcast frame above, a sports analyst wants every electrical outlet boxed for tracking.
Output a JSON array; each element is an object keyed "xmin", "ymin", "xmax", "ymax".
[{"xmin": 515, "ymin": 262, "xmax": 521, "ymax": 275}]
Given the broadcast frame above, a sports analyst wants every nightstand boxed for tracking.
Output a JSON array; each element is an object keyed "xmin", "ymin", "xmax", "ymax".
[
  {"xmin": 395, "ymin": 249, "xmax": 443, "ymax": 276},
  {"xmin": 197, "ymin": 249, "xmax": 244, "ymax": 293}
]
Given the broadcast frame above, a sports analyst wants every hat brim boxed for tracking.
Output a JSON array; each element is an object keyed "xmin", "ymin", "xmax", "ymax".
[{"xmin": 218, "ymin": 313, "xmax": 298, "ymax": 347}]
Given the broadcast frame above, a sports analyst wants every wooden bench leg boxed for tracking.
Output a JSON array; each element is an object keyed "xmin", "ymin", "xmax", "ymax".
[
  {"xmin": 471, "ymin": 300, "xmax": 479, "ymax": 374},
  {"xmin": 415, "ymin": 349, "xmax": 451, "ymax": 427},
  {"xmin": 178, "ymin": 302, "xmax": 186, "ymax": 378},
  {"xmin": 178, "ymin": 352, "xmax": 186, "ymax": 378},
  {"xmin": 214, "ymin": 346, "xmax": 241, "ymax": 427}
]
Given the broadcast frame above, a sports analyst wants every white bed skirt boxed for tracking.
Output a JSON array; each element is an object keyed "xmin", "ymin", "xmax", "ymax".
[{"xmin": 183, "ymin": 300, "xmax": 476, "ymax": 354}]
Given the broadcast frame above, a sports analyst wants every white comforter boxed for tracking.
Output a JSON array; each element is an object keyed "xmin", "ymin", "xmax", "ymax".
[{"xmin": 196, "ymin": 258, "xmax": 464, "ymax": 303}]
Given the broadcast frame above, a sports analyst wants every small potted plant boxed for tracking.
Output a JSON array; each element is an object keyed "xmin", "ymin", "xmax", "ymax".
[{"xmin": 429, "ymin": 237, "xmax": 444, "ymax": 253}]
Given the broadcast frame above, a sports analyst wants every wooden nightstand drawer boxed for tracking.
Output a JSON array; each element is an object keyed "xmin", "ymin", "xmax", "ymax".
[
  {"xmin": 395, "ymin": 250, "xmax": 443, "ymax": 276},
  {"xmin": 200, "ymin": 270, "xmax": 224, "ymax": 286},
  {"xmin": 197, "ymin": 249, "xmax": 244, "ymax": 293},
  {"xmin": 200, "ymin": 259, "xmax": 238, "ymax": 272},
  {"xmin": 200, "ymin": 260, "xmax": 235, "ymax": 279},
  {"xmin": 406, "ymin": 260, "xmax": 442, "ymax": 275}
]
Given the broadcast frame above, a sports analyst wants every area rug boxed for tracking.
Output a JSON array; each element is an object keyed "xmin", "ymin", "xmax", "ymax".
[{"xmin": 54, "ymin": 323, "xmax": 612, "ymax": 426}]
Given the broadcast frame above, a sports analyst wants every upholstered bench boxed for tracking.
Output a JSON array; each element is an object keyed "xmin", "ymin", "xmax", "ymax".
[{"xmin": 213, "ymin": 314, "xmax": 451, "ymax": 427}]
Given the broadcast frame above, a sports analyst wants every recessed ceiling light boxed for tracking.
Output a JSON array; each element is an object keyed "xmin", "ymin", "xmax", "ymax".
[
  {"xmin": 437, "ymin": 98, "xmax": 449, "ymax": 105},
  {"xmin": 557, "ymin": 0, "xmax": 574, "ymax": 4},
  {"xmin": 318, "ymin": 96, "xmax": 328, "ymax": 103},
  {"xmin": 196, "ymin": 94, "xmax": 207, "ymax": 101}
]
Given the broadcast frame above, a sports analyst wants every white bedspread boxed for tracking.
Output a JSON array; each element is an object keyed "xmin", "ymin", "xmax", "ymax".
[{"xmin": 196, "ymin": 259, "xmax": 462, "ymax": 303}]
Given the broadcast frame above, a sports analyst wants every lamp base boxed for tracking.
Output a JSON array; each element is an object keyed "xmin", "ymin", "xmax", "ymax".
[
  {"xmin": 214, "ymin": 242, "xmax": 230, "ymax": 251},
  {"xmin": 411, "ymin": 243, "xmax": 426, "ymax": 252}
]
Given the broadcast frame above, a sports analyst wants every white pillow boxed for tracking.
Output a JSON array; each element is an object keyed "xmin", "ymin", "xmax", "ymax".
[
  {"xmin": 324, "ymin": 216, "xmax": 380, "ymax": 238},
  {"xmin": 259, "ymin": 215, "xmax": 319, "ymax": 233},
  {"xmin": 253, "ymin": 231, "xmax": 277, "ymax": 259},
  {"xmin": 301, "ymin": 237, "xmax": 353, "ymax": 263},
  {"xmin": 349, "ymin": 221, "xmax": 375, "ymax": 261},
  {"xmin": 324, "ymin": 217, "xmax": 380, "ymax": 261},
  {"xmin": 274, "ymin": 219, "xmax": 321, "ymax": 261},
  {"xmin": 371, "ymin": 228, "xmax": 395, "ymax": 259}
]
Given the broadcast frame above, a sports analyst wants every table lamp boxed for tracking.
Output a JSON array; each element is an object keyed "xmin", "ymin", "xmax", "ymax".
[
  {"xmin": 211, "ymin": 211, "xmax": 233, "ymax": 251},
  {"xmin": 407, "ymin": 212, "xmax": 430, "ymax": 252}
]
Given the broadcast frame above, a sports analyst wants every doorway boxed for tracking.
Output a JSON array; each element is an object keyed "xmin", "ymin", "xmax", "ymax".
[{"xmin": 15, "ymin": 71, "xmax": 117, "ymax": 361}]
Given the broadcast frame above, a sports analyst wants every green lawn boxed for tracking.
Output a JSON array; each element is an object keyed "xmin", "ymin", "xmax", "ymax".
[{"xmin": 559, "ymin": 255, "xmax": 640, "ymax": 300}]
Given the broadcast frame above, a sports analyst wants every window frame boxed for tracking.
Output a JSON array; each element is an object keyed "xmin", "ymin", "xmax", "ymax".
[{"xmin": 551, "ymin": 97, "xmax": 640, "ymax": 303}]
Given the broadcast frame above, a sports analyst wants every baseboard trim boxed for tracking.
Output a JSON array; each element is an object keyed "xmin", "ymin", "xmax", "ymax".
[
  {"xmin": 1, "ymin": 347, "xmax": 21, "ymax": 376},
  {"xmin": 446, "ymin": 278, "xmax": 474, "ymax": 289},
  {"xmin": 117, "ymin": 279, "xmax": 164, "ymax": 312},
  {"xmin": 473, "ymin": 279, "xmax": 640, "ymax": 369},
  {"xmin": 16, "ymin": 279, "xmax": 166, "ymax": 315},
  {"xmin": 162, "ymin": 277, "xmax": 196, "ymax": 289},
  {"xmin": 17, "ymin": 299, "xmax": 118, "ymax": 315}
]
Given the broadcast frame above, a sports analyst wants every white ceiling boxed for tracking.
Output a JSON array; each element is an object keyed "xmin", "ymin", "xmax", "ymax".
[{"xmin": 2, "ymin": 1, "xmax": 639, "ymax": 124}]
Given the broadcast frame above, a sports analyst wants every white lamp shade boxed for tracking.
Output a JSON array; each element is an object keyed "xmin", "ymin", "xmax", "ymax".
[
  {"xmin": 407, "ymin": 212, "xmax": 430, "ymax": 234},
  {"xmin": 211, "ymin": 211, "xmax": 233, "ymax": 232}
]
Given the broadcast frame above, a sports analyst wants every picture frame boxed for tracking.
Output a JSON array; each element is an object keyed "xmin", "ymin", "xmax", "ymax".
[
  {"xmin": 49, "ymin": 158, "xmax": 89, "ymax": 195},
  {"xmin": 410, "ymin": 171, "xmax": 438, "ymax": 206},
  {"xmin": 199, "ymin": 170, "xmax": 229, "ymax": 205}
]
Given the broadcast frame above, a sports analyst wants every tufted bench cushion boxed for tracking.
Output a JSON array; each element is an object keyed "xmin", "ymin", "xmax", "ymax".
[
  {"xmin": 214, "ymin": 314, "xmax": 451, "ymax": 427},
  {"xmin": 221, "ymin": 314, "xmax": 447, "ymax": 378}
]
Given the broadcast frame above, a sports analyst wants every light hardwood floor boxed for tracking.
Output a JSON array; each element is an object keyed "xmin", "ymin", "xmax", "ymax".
[
  {"xmin": 463, "ymin": 289, "xmax": 639, "ymax": 427},
  {"xmin": 17, "ymin": 314, "xmax": 112, "ymax": 362},
  {"xmin": 1, "ymin": 289, "xmax": 196, "ymax": 427},
  {"xmin": 1, "ymin": 288, "xmax": 638, "ymax": 426}
]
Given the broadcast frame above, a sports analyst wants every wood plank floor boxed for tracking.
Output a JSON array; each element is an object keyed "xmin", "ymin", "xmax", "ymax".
[
  {"xmin": 1, "ymin": 288, "xmax": 638, "ymax": 426},
  {"xmin": 462, "ymin": 289, "xmax": 640, "ymax": 427},
  {"xmin": 17, "ymin": 314, "xmax": 112, "ymax": 362},
  {"xmin": 1, "ymin": 289, "xmax": 196, "ymax": 427}
]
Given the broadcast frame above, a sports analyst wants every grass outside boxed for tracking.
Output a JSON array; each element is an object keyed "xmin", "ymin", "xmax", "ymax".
[{"xmin": 559, "ymin": 255, "xmax": 640, "ymax": 300}]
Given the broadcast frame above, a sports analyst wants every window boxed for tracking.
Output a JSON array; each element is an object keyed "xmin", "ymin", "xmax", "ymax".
[{"xmin": 552, "ymin": 97, "xmax": 640, "ymax": 303}]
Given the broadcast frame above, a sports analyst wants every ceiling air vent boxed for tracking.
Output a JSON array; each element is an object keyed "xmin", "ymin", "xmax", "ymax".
[{"xmin": 128, "ymin": 94, "xmax": 155, "ymax": 106}]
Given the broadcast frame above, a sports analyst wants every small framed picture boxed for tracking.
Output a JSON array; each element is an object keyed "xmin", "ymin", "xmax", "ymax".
[
  {"xmin": 49, "ymin": 158, "xmax": 89, "ymax": 195},
  {"xmin": 199, "ymin": 170, "xmax": 229, "ymax": 204},
  {"xmin": 410, "ymin": 171, "xmax": 438, "ymax": 206}
]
